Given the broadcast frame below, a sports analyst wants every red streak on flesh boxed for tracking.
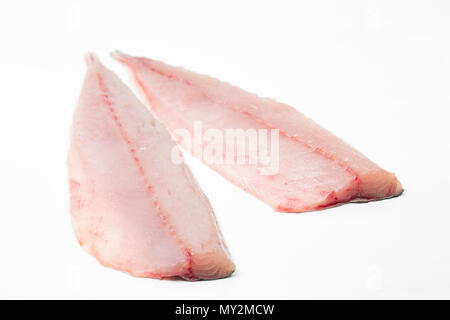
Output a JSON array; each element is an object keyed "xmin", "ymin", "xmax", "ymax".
[
  {"xmin": 141, "ymin": 60, "xmax": 192, "ymax": 86},
  {"xmin": 184, "ymin": 249, "xmax": 195, "ymax": 280}
]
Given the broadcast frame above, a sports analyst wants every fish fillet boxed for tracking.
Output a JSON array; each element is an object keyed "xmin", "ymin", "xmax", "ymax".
[
  {"xmin": 68, "ymin": 53, "xmax": 234, "ymax": 280},
  {"xmin": 112, "ymin": 51, "xmax": 403, "ymax": 213}
]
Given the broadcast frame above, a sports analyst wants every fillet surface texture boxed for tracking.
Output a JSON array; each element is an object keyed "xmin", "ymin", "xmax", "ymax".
[
  {"xmin": 68, "ymin": 53, "xmax": 234, "ymax": 280},
  {"xmin": 113, "ymin": 51, "xmax": 403, "ymax": 213}
]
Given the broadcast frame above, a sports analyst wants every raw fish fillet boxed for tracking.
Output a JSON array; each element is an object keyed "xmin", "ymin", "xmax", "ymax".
[
  {"xmin": 113, "ymin": 51, "xmax": 403, "ymax": 213},
  {"xmin": 68, "ymin": 53, "xmax": 234, "ymax": 280}
]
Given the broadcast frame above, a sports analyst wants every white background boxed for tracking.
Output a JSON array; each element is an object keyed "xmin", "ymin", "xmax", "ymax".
[{"xmin": 0, "ymin": 0, "xmax": 449, "ymax": 299}]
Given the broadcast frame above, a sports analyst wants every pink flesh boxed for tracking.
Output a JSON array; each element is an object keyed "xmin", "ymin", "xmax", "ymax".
[
  {"xmin": 68, "ymin": 54, "xmax": 234, "ymax": 280},
  {"xmin": 113, "ymin": 52, "xmax": 403, "ymax": 213}
]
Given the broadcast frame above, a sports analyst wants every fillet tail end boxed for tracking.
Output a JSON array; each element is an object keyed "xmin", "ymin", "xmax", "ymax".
[{"xmin": 84, "ymin": 52, "xmax": 101, "ymax": 67}]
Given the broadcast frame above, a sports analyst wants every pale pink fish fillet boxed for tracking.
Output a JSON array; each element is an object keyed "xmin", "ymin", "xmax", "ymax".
[
  {"xmin": 67, "ymin": 53, "xmax": 234, "ymax": 280},
  {"xmin": 112, "ymin": 51, "xmax": 403, "ymax": 213}
]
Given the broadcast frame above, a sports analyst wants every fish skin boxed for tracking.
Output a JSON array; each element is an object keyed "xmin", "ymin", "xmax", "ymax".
[
  {"xmin": 112, "ymin": 51, "xmax": 403, "ymax": 213},
  {"xmin": 68, "ymin": 53, "xmax": 234, "ymax": 280}
]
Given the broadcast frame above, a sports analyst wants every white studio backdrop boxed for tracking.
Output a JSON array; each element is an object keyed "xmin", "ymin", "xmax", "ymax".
[{"xmin": 0, "ymin": 0, "xmax": 449, "ymax": 299}]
